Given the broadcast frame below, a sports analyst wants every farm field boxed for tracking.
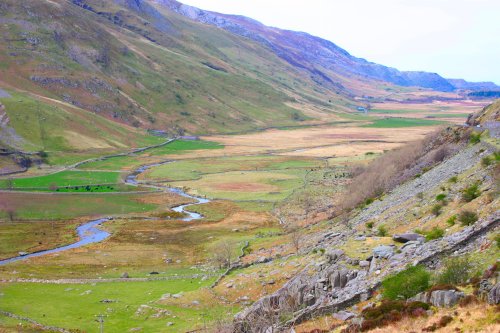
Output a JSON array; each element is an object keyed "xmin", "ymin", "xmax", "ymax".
[
  {"xmin": 0, "ymin": 170, "xmax": 122, "ymax": 191},
  {"xmin": 0, "ymin": 279, "xmax": 229, "ymax": 333}
]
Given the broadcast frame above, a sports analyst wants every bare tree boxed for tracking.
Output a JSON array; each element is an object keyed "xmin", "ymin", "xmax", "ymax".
[
  {"xmin": 289, "ymin": 227, "xmax": 302, "ymax": 253},
  {"xmin": 6, "ymin": 209, "xmax": 15, "ymax": 222},
  {"xmin": 5, "ymin": 178, "xmax": 13, "ymax": 190},
  {"xmin": 211, "ymin": 241, "xmax": 234, "ymax": 269}
]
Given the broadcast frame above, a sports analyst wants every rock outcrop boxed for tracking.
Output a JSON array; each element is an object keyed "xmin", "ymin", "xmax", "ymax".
[
  {"xmin": 234, "ymin": 212, "xmax": 499, "ymax": 332},
  {"xmin": 410, "ymin": 289, "xmax": 465, "ymax": 308}
]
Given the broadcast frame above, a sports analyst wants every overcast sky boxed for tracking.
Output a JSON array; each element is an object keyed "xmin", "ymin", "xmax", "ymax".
[{"xmin": 180, "ymin": 0, "xmax": 500, "ymax": 84}]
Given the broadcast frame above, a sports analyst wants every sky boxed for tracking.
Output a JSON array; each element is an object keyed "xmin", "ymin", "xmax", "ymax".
[{"xmin": 180, "ymin": 0, "xmax": 500, "ymax": 84}]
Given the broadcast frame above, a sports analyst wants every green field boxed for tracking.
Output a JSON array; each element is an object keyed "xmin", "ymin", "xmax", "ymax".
[
  {"xmin": 0, "ymin": 279, "xmax": 233, "ymax": 333},
  {"xmin": 371, "ymin": 109, "xmax": 424, "ymax": 114},
  {"xmin": 143, "ymin": 140, "xmax": 224, "ymax": 156},
  {"xmin": 425, "ymin": 113, "xmax": 469, "ymax": 119},
  {"xmin": 0, "ymin": 170, "xmax": 122, "ymax": 191},
  {"xmin": 78, "ymin": 155, "xmax": 144, "ymax": 171},
  {"xmin": 142, "ymin": 155, "xmax": 321, "ymax": 182},
  {"xmin": 363, "ymin": 117, "xmax": 445, "ymax": 128}
]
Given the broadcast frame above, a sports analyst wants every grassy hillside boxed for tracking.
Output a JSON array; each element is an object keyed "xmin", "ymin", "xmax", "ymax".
[{"xmin": 0, "ymin": 0, "xmax": 358, "ymax": 146}]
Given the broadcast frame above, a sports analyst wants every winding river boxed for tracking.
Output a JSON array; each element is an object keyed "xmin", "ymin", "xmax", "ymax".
[{"xmin": 0, "ymin": 160, "xmax": 209, "ymax": 266}]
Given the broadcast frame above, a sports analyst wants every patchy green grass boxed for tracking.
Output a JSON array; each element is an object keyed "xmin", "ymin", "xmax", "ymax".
[
  {"xmin": 142, "ymin": 155, "xmax": 320, "ymax": 182},
  {"xmin": 0, "ymin": 171, "xmax": 121, "ymax": 190},
  {"xmin": 0, "ymin": 278, "xmax": 233, "ymax": 333},
  {"xmin": 371, "ymin": 109, "xmax": 424, "ymax": 114},
  {"xmin": 425, "ymin": 113, "xmax": 469, "ymax": 119},
  {"xmin": 363, "ymin": 118, "xmax": 445, "ymax": 128},
  {"xmin": 170, "ymin": 169, "xmax": 305, "ymax": 202},
  {"xmin": 0, "ymin": 221, "xmax": 79, "ymax": 260},
  {"xmin": 144, "ymin": 140, "xmax": 223, "ymax": 156},
  {"xmin": 0, "ymin": 192, "xmax": 161, "ymax": 220},
  {"xmin": 77, "ymin": 155, "xmax": 144, "ymax": 171}
]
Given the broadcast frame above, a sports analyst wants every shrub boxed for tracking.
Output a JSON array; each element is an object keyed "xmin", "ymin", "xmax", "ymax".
[
  {"xmin": 431, "ymin": 204, "xmax": 442, "ymax": 216},
  {"xmin": 494, "ymin": 234, "xmax": 500, "ymax": 249},
  {"xmin": 458, "ymin": 210, "xmax": 478, "ymax": 226},
  {"xmin": 425, "ymin": 227, "xmax": 445, "ymax": 241},
  {"xmin": 461, "ymin": 183, "xmax": 480, "ymax": 202},
  {"xmin": 435, "ymin": 193, "xmax": 447, "ymax": 201},
  {"xmin": 364, "ymin": 197, "xmax": 374, "ymax": 205},
  {"xmin": 377, "ymin": 225, "xmax": 388, "ymax": 237},
  {"xmin": 469, "ymin": 132, "xmax": 481, "ymax": 144},
  {"xmin": 481, "ymin": 156, "xmax": 492, "ymax": 167},
  {"xmin": 448, "ymin": 176, "xmax": 458, "ymax": 183},
  {"xmin": 446, "ymin": 215, "xmax": 457, "ymax": 226},
  {"xmin": 436, "ymin": 257, "xmax": 473, "ymax": 285},
  {"xmin": 382, "ymin": 265, "xmax": 431, "ymax": 300},
  {"xmin": 366, "ymin": 222, "xmax": 374, "ymax": 229},
  {"xmin": 494, "ymin": 151, "xmax": 500, "ymax": 161}
]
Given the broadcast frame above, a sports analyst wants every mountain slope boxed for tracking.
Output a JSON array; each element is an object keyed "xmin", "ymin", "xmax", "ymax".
[
  {"xmin": 0, "ymin": 0, "xmax": 359, "ymax": 144},
  {"xmin": 0, "ymin": 0, "xmax": 494, "ymax": 156},
  {"xmin": 154, "ymin": 0, "xmax": 462, "ymax": 92}
]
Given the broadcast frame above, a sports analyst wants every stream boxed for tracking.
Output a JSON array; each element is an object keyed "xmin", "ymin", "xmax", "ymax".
[{"xmin": 0, "ymin": 160, "xmax": 209, "ymax": 266}]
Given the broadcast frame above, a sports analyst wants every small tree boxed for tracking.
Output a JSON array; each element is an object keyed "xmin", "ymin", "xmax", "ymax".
[
  {"xmin": 436, "ymin": 257, "xmax": 473, "ymax": 285},
  {"xmin": 461, "ymin": 183, "xmax": 480, "ymax": 202},
  {"xmin": 459, "ymin": 210, "xmax": 478, "ymax": 226},
  {"xmin": 211, "ymin": 241, "xmax": 234, "ymax": 269},
  {"xmin": 289, "ymin": 228, "xmax": 302, "ymax": 253},
  {"xmin": 5, "ymin": 178, "xmax": 13, "ymax": 190},
  {"xmin": 377, "ymin": 224, "xmax": 388, "ymax": 237},
  {"xmin": 6, "ymin": 209, "xmax": 15, "ymax": 222}
]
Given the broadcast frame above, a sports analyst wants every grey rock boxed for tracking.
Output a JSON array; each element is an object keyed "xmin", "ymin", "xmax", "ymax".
[
  {"xmin": 369, "ymin": 256, "xmax": 377, "ymax": 273},
  {"xmin": 120, "ymin": 272, "xmax": 129, "ymax": 278},
  {"xmin": 359, "ymin": 260, "xmax": 370, "ymax": 268},
  {"xmin": 488, "ymin": 283, "xmax": 500, "ymax": 305},
  {"xmin": 429, "ymin": 290, "xmax": 464, "ymax": 307},
  {"xmin": 332, "ymin": 310, "xmax": 355, "ymax": 321},
  {"xmin": 373, "ymin": 245, "xmax": 394, "ymax": 259},
  {"xmin": 393, "ymin": 233, "xmax": 425, "ymax": 243},
  {"xmin": 325, "ymin": 249, "xmax": 344, "ymax": 263},
  {"xmin": 410, "ymin": 290, "xmax": 465, "ymax": 307}
]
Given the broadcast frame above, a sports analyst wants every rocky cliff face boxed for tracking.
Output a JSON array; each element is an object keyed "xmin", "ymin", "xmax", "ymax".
[{"xmin": 154, "ymin": 0, "xmax": 459, "ymax": 92}]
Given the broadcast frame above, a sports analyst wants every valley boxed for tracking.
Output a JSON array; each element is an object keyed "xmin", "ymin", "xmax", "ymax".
[{"xmin": 0, "ymin": 0, "xmax": 499, "ymax": 332}]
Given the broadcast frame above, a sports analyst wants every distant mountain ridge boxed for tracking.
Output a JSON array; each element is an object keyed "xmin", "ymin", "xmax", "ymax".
[{"xmin": 152, "ymin": 0, "xmax": 496, "ymax": 93}]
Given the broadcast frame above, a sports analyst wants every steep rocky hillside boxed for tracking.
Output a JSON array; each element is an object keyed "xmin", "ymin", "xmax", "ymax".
[{"xmin": 230, "ymin": 106, "xmax": 499, "ymax": 332}]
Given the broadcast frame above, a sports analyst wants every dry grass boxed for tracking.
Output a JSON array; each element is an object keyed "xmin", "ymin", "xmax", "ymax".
[
  {"xmin": 366, "ymin": 303, "xmax": 500, "ymax": 333},
  {"xmin": 339, "ymin": 127, "xmax": 468, "ymax": 211},
  {"xmin": 160, "ymin": 126, "xmax": 434, "ymax": 160}
]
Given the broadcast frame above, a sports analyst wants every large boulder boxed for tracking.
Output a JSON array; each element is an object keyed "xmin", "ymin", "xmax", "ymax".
[
  {"xmin": 429, "ymin": 290, "xmax": 465, "ymax": 307},
  {"xmin": 329, "ymin": 269, "xmax": 357, "ymax": 289},
  {"xmin": 373, "ymin": 245, "xmax": 394, "ymax": 259},
  {"xmin": 325, "ymin": 249, "xmax": 344, "ymax": 263},
  {"xmin": 410, "ymin": 289, "xmax": 465, "ymax": 307},
  {"xmin": 393, "ymin": 233, "xmax": 425, "ymax": 243}
]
